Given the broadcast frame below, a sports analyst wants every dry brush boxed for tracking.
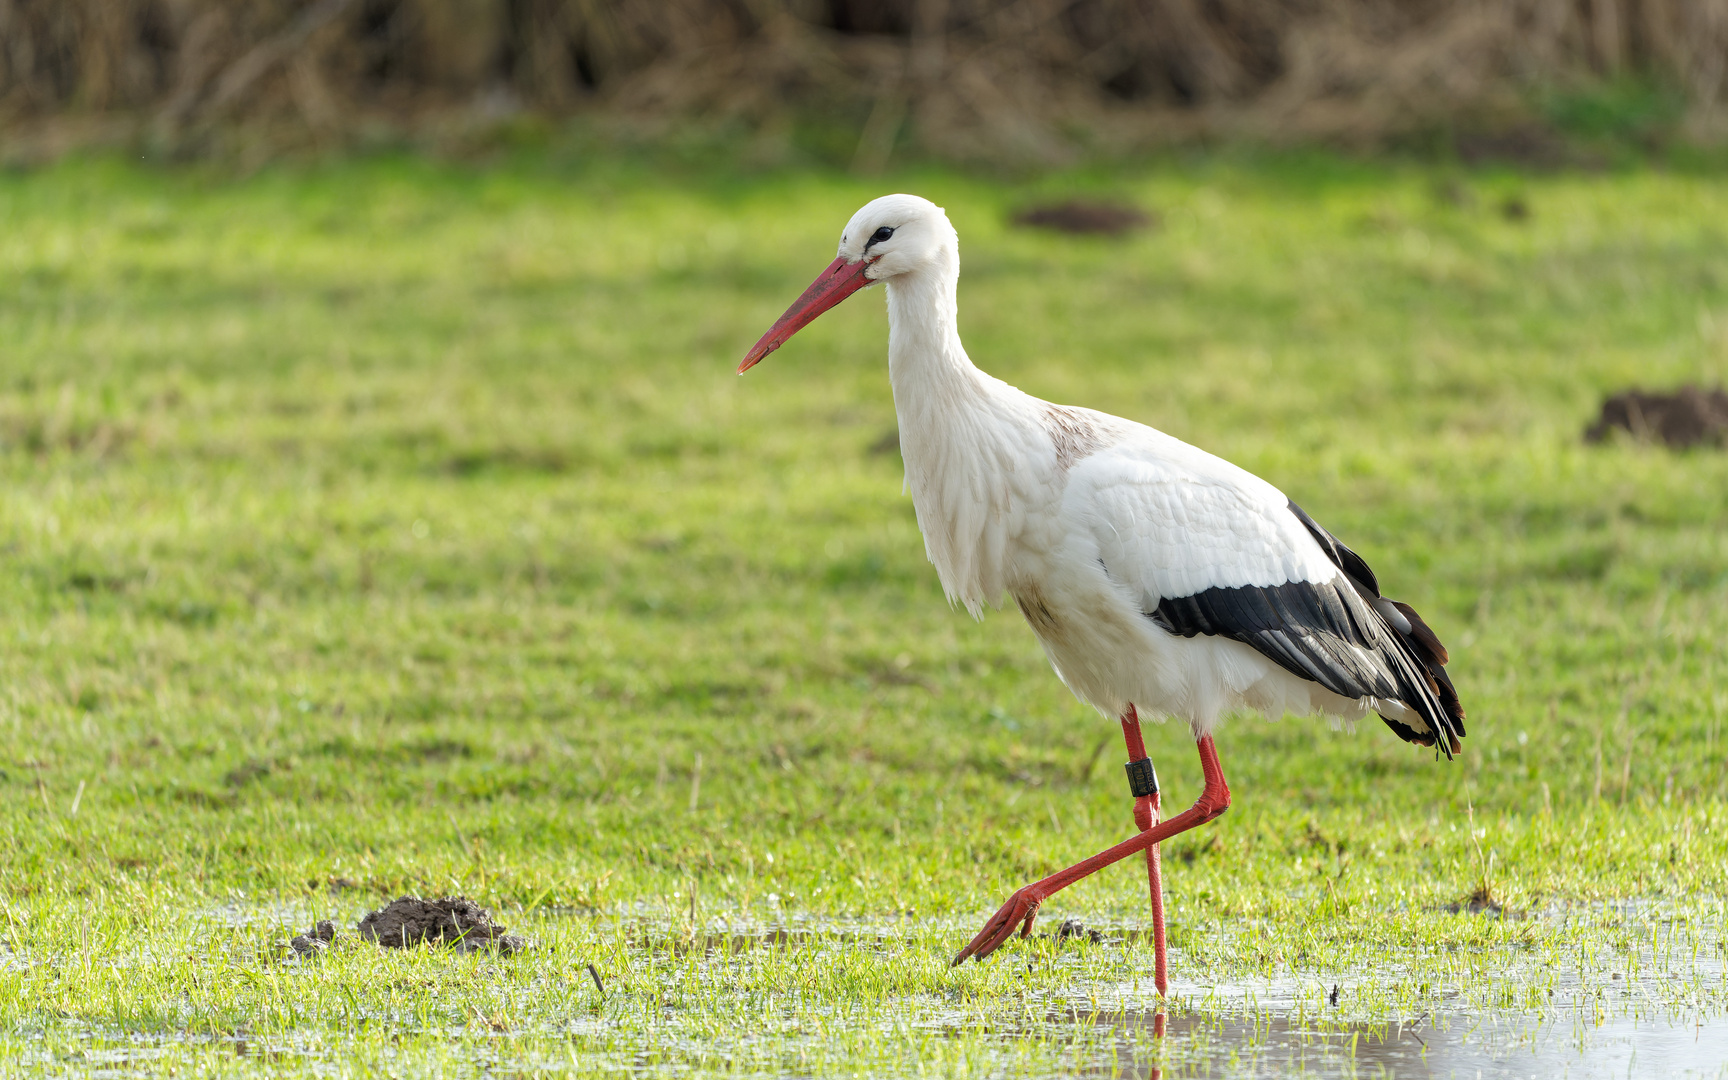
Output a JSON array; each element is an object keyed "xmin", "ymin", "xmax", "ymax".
[{"xmin": 2, "ymin": 0, "xmax": 1727, "ymax": 161}]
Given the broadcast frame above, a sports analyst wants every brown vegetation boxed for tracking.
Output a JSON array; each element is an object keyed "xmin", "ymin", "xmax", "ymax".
[{"xmin": 2, "ymin": 0, "xmax": 1727, "ymax": 162}]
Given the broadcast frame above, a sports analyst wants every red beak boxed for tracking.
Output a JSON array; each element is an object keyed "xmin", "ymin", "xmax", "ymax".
[{"xmin": 738, "ymin": 256, "xmax": 875, "ymax": 374}]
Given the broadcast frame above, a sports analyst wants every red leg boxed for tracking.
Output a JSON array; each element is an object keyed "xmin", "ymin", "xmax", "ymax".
[
  {"xmin": 1147, "ymin": 789, "xmax": 1167, "ymax": 995},
  {"xmin": 953, "ymin": 731, "xmax": 1230, "ymax": 967},
  {"xmin": 1120, "ymin": 708, "xmax": 1169, "ymax": 997}
]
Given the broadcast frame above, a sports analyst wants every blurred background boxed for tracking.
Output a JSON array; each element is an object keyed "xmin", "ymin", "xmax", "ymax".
[{"xmin": 3, "ymin": 0, "xmax": 1728, "ymax": 165}]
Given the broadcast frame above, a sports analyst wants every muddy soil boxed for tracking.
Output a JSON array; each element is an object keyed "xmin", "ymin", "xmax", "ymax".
[
  {"xmin": 1011, "ymin": 200, "xmax": 1153, "ymax": 236},
  {"xmin": 1585, "ymin": 385, "xmax": 1728, "ymax": 448},
  {"xmin": 1052, "ymin": 918, "xmax": 1105, "ymax": 944},
  {"xmin": 290, "ymin": 920, "xmax": 335, "ymax": 956},
  {"xmin": 357, "ymin": 896, "xmax": 528, "ymax": 953}
]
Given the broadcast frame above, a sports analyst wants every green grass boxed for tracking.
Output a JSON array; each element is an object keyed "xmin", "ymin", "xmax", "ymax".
[{"xmin": 1, "ymin": 149, "xmax": 1726, "ymax": 1077}]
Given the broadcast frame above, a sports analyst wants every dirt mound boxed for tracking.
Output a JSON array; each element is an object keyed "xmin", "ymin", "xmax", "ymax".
[
  {"xmin": 289, "ymin": 920, "xmax": 335, "ymax": 956},
  {"xmin": 1585, "ymin": 386, "xmax": 1728, "ymax": 448},
  {"xmin": 1012, "ymin": 201, "xmax": 1153, "ymax": 237},
  {"xmin": 356, "ymin": 896, "xmax": 528, "ymax": 954}
]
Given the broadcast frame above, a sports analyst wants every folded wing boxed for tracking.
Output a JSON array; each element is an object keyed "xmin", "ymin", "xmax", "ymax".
[{"xmin": 1068, "ymin": 439, "xmax": 1465, "ymax": 754}]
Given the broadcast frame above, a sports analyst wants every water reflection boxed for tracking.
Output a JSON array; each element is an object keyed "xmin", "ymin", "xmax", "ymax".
[
  {"xmin": 25, "ymin": 903, "xmax": 1726, "ymax": 1079},
  {"xmin": 620, "ymin": 910, "xmax": 1728, "ymax": 1078},
  {"xmin": 1085, "ymin": 1004, "xmax": 1728, "ymax": 1078}
]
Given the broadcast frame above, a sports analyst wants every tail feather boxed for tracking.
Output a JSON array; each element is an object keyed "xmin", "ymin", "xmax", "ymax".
[
  {"xmin": 1286, "ymin": 500, "xmax": 1466, "ymax": 756},
  {"xmin": 1378, "ymin": 596, "xmax": 1465, "ymax": 754},
  {"xmin": 1391, "ymin": 600, "xmax": 1449, "ymax": 665}
]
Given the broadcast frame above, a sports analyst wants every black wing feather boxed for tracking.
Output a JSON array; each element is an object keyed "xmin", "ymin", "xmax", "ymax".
[
  {"xmin": 1287, "ymin": 500, "xmax": 1379, "ymax": 596},
  {"xmin": 1146, "ymin": 502, "xmax": 1466, "ymax": 757}
]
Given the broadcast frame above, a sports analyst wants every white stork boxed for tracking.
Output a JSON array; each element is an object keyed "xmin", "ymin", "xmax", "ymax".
[{"xmin": 738, "ymin": 194, "xmax": 1465, "ymax": 995}]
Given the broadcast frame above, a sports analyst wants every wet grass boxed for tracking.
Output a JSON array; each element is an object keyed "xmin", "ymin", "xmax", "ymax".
[
  {"xmin": 2, "ymin": 897, "xmax": 1725, "ymax": 1077},
  {"xmin": 0, "ymin": 150, "xmax": 1726, "ymax": 1076}
]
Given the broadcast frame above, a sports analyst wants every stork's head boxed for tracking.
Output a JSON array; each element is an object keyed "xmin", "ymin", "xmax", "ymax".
[{"xmin": 738, "ymin": 194, "xmax": 954, "ymax": 373}]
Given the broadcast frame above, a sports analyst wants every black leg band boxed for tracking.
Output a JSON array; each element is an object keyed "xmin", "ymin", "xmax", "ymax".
[{"xmin": 1125, "ymin": 756, "xmax": 1159, "ymax": 798}]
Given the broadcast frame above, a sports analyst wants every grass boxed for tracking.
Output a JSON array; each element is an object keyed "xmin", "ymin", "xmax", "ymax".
[{"xmin": 0, "ymin": 148, "xmax": 1726, "ymax": 1076}]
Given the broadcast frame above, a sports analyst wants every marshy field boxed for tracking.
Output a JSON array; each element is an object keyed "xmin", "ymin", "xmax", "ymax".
[{"xmin": 1, "ymin": 150, "xmax": 1726, "ymax": 1077}]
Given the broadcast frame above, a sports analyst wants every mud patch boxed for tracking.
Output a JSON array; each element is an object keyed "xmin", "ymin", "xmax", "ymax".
[
  {"xmin": 357, "ymin": 896, "xmax": 529, "ymax": 953},
  {"xmin": 1011, "ymin": 200, "xmax": 1153, "ymax": 236},
  {"xmin": 290, "ymin": 921, "xmax": 335, "ymax": 956},
  {"xmin": 1051, "ymin": 918, "xmax": 1104, "ymax": 944},
  {"xmin": 1585, "ymin": 385, "xmax": 1728, "ymax": 448}
]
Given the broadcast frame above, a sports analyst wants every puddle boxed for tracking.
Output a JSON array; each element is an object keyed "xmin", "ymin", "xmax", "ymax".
[
  {"xmin": 1056, "ymin": 897, "xmax": 1728, "ymax": 1077},
  {"xmin": 1075, "ymin": 1006, "xmax": 1728, "ymax": 1078},
  {"xmin": 13, "ymin": 899, "xmax": 1727, "ymax": 1078}
]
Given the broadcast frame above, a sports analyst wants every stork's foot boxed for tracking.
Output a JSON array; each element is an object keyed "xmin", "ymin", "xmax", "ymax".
[
  {"xmin": 952, "ymin": 885, "xmax": 1044, "ymax": 964},
  {"xmin": 950, "ymin": 734, "xmax": 1230, "ymax": 972}
]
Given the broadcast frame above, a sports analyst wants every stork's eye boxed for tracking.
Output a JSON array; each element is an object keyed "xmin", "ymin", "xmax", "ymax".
[{"xmin": 870, "ymin": 226, "xmax": 895, "ymax": 245}]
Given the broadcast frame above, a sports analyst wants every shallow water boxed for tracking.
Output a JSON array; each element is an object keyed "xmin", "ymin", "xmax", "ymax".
[
  {"xmin": 22, "ymin": 1002, "xmax": 1728, "ymax": 1080},
  {"xmin": 1079, "ymin": 1007, "xmax": 1728, "ymax": 1079},
  {"xmin": 9, "ymin": 898, "xmax": 1727, "ymax": 1078}
]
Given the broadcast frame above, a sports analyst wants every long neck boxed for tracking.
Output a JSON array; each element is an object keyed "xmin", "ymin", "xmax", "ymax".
[
  {"xmin": 884, "ymin": 263, "xmax": 1036, "ymax": 615},
  {"xmin": 885, "ymin": 266, "xmax": 988, "ymax": 419}
]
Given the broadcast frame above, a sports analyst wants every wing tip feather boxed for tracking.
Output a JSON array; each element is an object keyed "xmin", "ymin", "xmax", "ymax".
[{"xmin": 1283, "ymin": 501, "xmax": 1466, "ymax": 758}]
